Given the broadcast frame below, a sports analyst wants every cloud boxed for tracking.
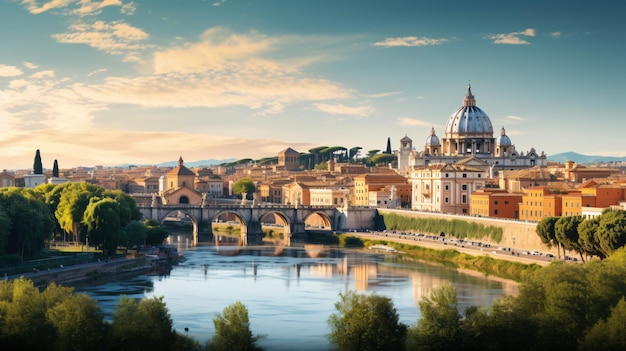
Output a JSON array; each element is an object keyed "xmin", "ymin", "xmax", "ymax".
[
  {"xmin": 487, "ymin": 28, "xmax": 536, "ymax": 45},
  {"xmin": 397, "ymin": 117, "xmax": 430, "ymax": 127},
  {"xmin": 550, "ymin": 31, "xmax": 562, "ymax": 39},
  {"xmin": 23, "ymin": 62, "xmax": 39, "ymax": 70},
  {"xmin": 22, "ymin": 0, "xmax": 126, "ymax": 16},
  {"xmin": 87, "ymin": 68, "xmax": 108, "ymax": 77},
  {"xmin": 504, "ymin": 115, "xmax": 526, "ymax": 122},
  {"xmin": 373, "ymin": 36, "xmax": 448, "ymax": 47},
  {"xmin": 363, "ymin": 91, "xmax": 401, "ymax": 99},
  {"xmin": 0, "ymin": 128, "xmax": 315, "ymax": 169},
  {"xmin": 0, "ymin": 65, "xmax": 23, "ymax": 77},
  {"xmin": 30, "ymin": 70, "xmax": 55, "ymax": 79},
  {"xmin": 52, "ymin": 20, "xmax": 149, "ymax": 61},
  {"xmin": 314, "ymin": 103, "xmax": 374, "ymax": 117}
]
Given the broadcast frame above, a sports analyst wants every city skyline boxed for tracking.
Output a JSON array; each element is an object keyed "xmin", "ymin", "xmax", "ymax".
[{"xmin": 1, "ymin": 0, "xmax": 624, "ymax": 170}]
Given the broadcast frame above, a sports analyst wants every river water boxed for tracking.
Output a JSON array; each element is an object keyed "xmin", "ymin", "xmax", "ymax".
[{"xmin": 74, "ymin": 243, "xmax": 518, "ymax": 350}]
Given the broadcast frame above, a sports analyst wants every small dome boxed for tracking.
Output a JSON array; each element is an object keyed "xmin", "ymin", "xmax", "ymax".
[
  {"xmin": 444, "ymin": 85, "xmax": 493, "ymax": 136},
  {"xmin": 425, "ymin": 127, "xmax": 440, "ymax": 146},
  {"xmin": 495, "ymin": 127, "xmax": 512, "ymax": 146}
]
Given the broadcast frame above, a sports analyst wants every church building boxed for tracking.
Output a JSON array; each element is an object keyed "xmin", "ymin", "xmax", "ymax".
[{"xmin": 397, "ymin": 85, "xmax": 547, "ymax": 175}]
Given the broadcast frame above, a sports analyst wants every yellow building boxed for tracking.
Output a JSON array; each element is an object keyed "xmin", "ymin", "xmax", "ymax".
[
  {"xmin": 353, "ymin": 173, "xmax": 409, "ymax": 207},
  {"xmin": 161, "ymin": 157, "xmax": 203, "ymax": 205}
]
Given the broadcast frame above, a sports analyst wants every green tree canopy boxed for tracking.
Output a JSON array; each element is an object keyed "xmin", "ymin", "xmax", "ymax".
[
  {"xmin": 328, "ymin": 290, "xmax": 406, "ymax": 351},
  {"xmin": 207, "ymin": 301, "xmax": 264, "ymax": 351},
  {"xmin": 407, "ymin": 284, "xmax": 460, "ymax": 351},
  {"xmin": 233, "ymin": 177, "xmax": 256, "ymax": 200},
  {"xmin": 555, "ymin": 215, "xmax": 585, "ymax": 262},
  {"xmin": 83, "ymin": 197, "xmax": 121, "ymax": 256},
  {"xmin": 595, "ymin": 210, "xmax": 626, "ymax": 258},
  {"xmin": 370, "ymin": 153, "xmax": 396, "ymax": 166}
]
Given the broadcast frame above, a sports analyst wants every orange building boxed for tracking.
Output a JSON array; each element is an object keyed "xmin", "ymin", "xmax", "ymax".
[
  {"xmin": 470, "ymin": 189, "xmax": 522, "ymax": 219},
  {"xmin": 353, "ymin": 173, "xmax": 410, "ymax": 207},
  {"xmin": 518, "ymin": 186, "xmax": 567, "ymax": 221}
]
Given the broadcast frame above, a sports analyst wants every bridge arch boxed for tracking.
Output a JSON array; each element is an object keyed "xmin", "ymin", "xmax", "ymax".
[
  {"xmin": 157, "ymin": 209, "xmax": 199, "ymax": 246},
  {"xmin": 303, "ymin": 210, "xmax": 333, "ymax": 231}
]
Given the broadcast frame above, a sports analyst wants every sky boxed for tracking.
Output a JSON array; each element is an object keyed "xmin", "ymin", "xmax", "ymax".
[{"xmin": 1, "ymin": 0, "xmax": 624, "ymax": 170}]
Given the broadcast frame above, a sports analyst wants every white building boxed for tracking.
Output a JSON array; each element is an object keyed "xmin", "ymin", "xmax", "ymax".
[{"xmin": 410, "ymin": 160, "xmax": 489, "ymax": 214}]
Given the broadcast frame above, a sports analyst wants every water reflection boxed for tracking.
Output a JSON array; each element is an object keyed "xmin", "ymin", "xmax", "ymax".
[{"xmin": 74, "ymin": 245, "xmax": 517, "ymax": 350}]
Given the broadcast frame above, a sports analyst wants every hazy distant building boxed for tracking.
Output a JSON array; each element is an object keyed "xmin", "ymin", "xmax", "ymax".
[{"xmin": 398, "ymin": 85, "xmax": 547, "ymax": 174}]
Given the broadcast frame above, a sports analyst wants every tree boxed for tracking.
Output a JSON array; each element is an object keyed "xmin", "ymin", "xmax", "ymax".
[
  {"xmin": 207, "ymin": 301, "xmax": 264, "ymax": 351},
  {"xmin": 46, "ymin": 293, "xmax": 105, "ymax": 351},
  {"xmin": 578, "ymin": 216, "xmax": 605, "ymax": 259},
  {"xmin": 122, "ymin": 220, "xmax": 147, "ymax": 248},
  {"xmin": 536, "ymin": 217, "xmax": 560, "ymax": 258},
  {"xmin": 33, "ymin": 149, "xmax": 43, "ymax": 175},
  {"xmin": 581, "ymin": 298, "xmax": 626, "ymax": 351},
  {"xmin": 370, "ymin": 153, "xmax": 396, "ymax": 166},
  {"xmin": 233, "ymin": 177, "xmax": 255, "ymax": 200},
  {"xmin": 83, "ymin": 197, "xmax": 121, "ymax": 256},
  {"xmin": 555, "ymin": 216, "xmax": 585, "ymax": 262},
  {"xmin": 55, "ymin": 182, "xmax": 104, "ymax": 243},
  {"xmin": 348, "ymin": 147, "xmax": 362, "ymax": 163},
  {"xmin": 328, "ymin": 290, "xmax": 406, "ymax": 351},
  {"xmin": 144, "ymin": 219, "xmax": 168, "ymax": 245},
  {"xmin": 385, "ymin": 137, "xmax": 392, "ymax": 154},
  {"xmin": 595, "ymin": 210, "xmax": 626, "ymax": 258},
  {"xmin": 110, "ymin": 296, "xmax": 176, "ymax": 351},
  {"xmin": 406, "ymin": 284, "xmax": 460, "ymax": 351},
  {"xmin": 0, "ymin": 189, "xmax": 55, "ymax": 260},
  {"xmin": 52, "ymin": 159, "xmax": 59, "ymax": 178}
]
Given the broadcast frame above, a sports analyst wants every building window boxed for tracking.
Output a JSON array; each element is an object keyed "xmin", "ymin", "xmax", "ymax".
[
  {"xmin": 462, "ymin": 173, "xmax": 467, "ymax": 178},
  {"xmin": 504, "ymin": 201, "xmax": 509, "ymax": 204},
  {"xmin": 462, "ymin": 195, "xmax": 467, "ymax": 203},
  {"xmin": 445, "ymin": 197, "xmax": 449, "ymax": 203},
  {"xmin": 494, "ymin": 200, "xmax": 499, "ymax": 205},
  {"xmin": 445, "ymin": 173, "xmax": 449, "ymax": 178},
  {"xmin": 445, "ymin": 185, "xmax": 449, "ymax": 191},
  {"xmin": 494, "ymin": 209, "xmax": 499, "ymax": 215},
  {"xmin": 462, "ymin": 184, "xmax": 467, "ymax": 191}
]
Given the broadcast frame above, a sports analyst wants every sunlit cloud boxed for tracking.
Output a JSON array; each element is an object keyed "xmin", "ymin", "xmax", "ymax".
[
  {"xmin": 23, "ymin": 62, "xmax": 39, "ymax": 70},
  {"xmin": 314, "ymin": 103, "xmax": 374, "ymax": 117},
  {"xmin": 30, "ymin": 70, "xmax": 55, "ymax": 79},
  {"xmin": 52, "ymin": 20, "xmax": 149, "ymax": 61},
  {"xmin": 397, "ymin": 117, "xmax": 430, "ymax": 127},
  {"xmin": 373, "ymin": 36, "xmax": 448, "ymax": 47},
  {"xmin": 0, "ymin": 64, "xmax": 23, "ymax": 77},
  {"xmin": 21, "ymin": 0, "xmax": 126, "ymax": 16},
  {"xmin": 0, "ymin": 128, "xmax": 314, "ymax": 168},
  {"xmin": 505, "ymin": 115, "xmax": 526, "ymax": 122},
  {"xmin": 487, "ymin": 28, "xmax": 535, "ymax": 44},
  {"xmin": 87, "ymin": 68, "xmax": 108, "ymax": 77}
]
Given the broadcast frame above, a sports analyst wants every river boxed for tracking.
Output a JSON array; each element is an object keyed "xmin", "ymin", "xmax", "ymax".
[{"xmin": 74, "ymin": 243, "xmax": 518, "ymax": 350}]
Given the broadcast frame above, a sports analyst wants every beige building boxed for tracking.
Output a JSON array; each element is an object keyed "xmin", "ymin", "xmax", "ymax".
[
  {"xmin": 309, "ymin": 187, "xmax": 350, "ymax": 207},
  {"xmin": 410, "ymin": 162, "xmax": 488, "ymax": 214},
  {"xmin": 161, "ymin": 157, "xmax": 203, "ymax": 205},
  {"xmin": 0, "ymin": 170, "xmax": 15, "ymax": 187}
]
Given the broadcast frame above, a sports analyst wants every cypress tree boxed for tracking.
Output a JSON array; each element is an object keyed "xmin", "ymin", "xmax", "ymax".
[
  {"xmin": 52, "ymin": 160, "xmax": 59, "ymax": 178},
  {"xmin": 33, "ymin": 149, "xmax": 43, "ymax": 174},
  {"xmin": 385, "ymin": 137, "xmax": 392, "ymax": 154}
]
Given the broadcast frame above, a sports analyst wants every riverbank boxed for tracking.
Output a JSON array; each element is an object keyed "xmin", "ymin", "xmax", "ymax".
[
  {"xmin": 6, "ymin": 256, "xmax": 156, "ymax": 287},
  {"xmin": 347, "ymin": 232, "xmax": 545, "ymax": 281}
]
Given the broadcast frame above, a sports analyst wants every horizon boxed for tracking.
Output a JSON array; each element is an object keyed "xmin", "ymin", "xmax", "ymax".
[{"xmin": 1, "ymin": 1, "xmax": 624, "ymax": 170}]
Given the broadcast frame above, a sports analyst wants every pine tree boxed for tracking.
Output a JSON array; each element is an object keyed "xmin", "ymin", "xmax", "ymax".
[
  {"xmin": 52, "ymin": 160, "xmax": 59, "ymax": 178},
  {"xmin": 33, "ymin": 149, "xmax": 43, "ymax": 174}
]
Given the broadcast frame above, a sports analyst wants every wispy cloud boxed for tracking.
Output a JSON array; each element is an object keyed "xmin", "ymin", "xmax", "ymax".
[
  {"xmin": 30, "ymin": 70, "xmax": 55, "ymax": 79},
  {"xmin": 373, "ymin": 36, "xmax": 448, "ymax": 47},
  {"xmin": 0, "ymin": 64, "xmax": 23, "ymax": 77},
  {"xmin": 504, "ymin": 115, "xmax": 526, "ymax": 123},
  {"xmin": 550, "ymin": 31, "xmax": 562, "ymax": 39},
  {"xmin": 22, "ymin": 0, "xmax": 128, "ymax": 16},
  {"xmin": 314, "ymin": 103, "xmax": 374, "ymax": 117},
  {"xmin": 397, "ymin": 117, "xmax": 430, "ymax": 127},
  {"xmin": 363, "ymin": 91, "xmax": 401, "ymax": 99},
  {"xmin": 87, "ymin": 68, "xmax": 108, "ymax": 77},
  {"xmin": 52, "ymin": 20, "xmax": 149, "ymax": 61},
  {"xmin": 487, "ymin": 28, "xmax": 536, "ymax": 45}
]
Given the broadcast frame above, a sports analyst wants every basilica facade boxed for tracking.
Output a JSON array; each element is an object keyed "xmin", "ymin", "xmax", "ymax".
[{"xmin": 397, "ymin": 85, "xmax": 547, "ymax": 175}]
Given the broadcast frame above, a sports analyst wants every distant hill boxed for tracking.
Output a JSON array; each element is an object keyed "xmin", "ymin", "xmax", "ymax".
[
  {"xmin": 548, "ymin": 152, "xmax": 626, "ymax": 164},
  {"xmin": 155, "ymin": 158, "xmax": 237, "ymax": 168}
]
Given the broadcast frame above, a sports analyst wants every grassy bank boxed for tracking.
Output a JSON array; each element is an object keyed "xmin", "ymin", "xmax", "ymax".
[{"xmin": 350, "ymin": 235, "xmax": 541, "ymax": 282}]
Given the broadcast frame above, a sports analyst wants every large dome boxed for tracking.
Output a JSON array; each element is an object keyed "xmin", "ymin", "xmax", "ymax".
[{"xmin": 444, "ymin": 85, "xmax": 493, "ymax": 137}]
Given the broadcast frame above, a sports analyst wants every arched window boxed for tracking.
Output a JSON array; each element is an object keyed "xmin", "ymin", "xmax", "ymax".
[{"xmin": 179, "ymin": 196, "xmax": 189, "ymax": 204}]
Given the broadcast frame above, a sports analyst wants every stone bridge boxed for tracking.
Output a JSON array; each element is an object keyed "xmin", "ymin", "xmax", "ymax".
[{"xmin": 138, "ymin": 203, "xmax": 349, "ymax": 246}]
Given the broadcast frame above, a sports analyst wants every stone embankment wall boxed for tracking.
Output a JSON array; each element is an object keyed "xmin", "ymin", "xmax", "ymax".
[
  {"xmin": 377, "ymin": 209, "xmax": 555, "ymax": 254},
  {"xmin": 12, "ymin": 257, "xmax": 152, "ymax": 287}
]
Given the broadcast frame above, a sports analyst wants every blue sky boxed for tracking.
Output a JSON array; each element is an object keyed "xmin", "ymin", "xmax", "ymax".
[{"xmin": 1, "ymin": 0, "xmax": 624, "ymax": 170}]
